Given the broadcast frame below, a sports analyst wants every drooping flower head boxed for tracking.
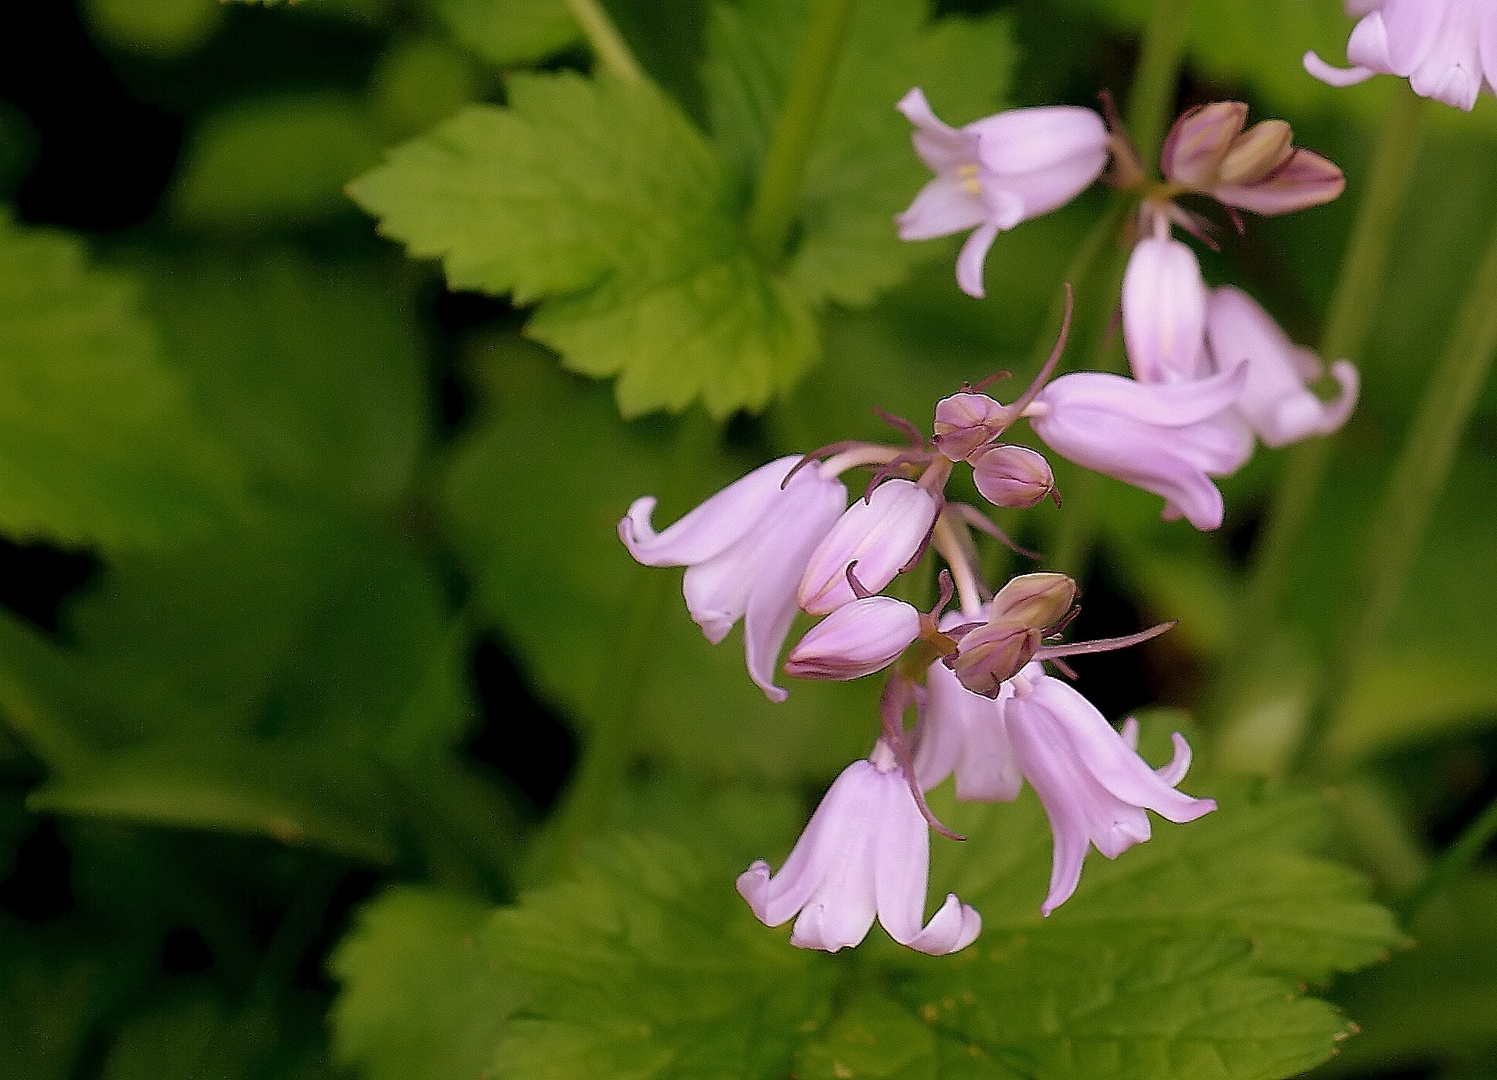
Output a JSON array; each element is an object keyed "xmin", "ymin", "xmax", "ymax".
[
  {"xmin": 896, "ymin": 89, "xmax": 1110, "ymax": 298},
  {"xmin": 1305, "ymin": 0, "xmax": 1497, "ymax": 111},
  {"xmin": 620, "ymin": 456, "xmax": 846, "ymax": 701},
  {"xmin": 738, "ymin": 740, "xmax": 982, "ymax": 955},
  {"xmin": 1004, "ymin": 671, "xmax": 1216, "ymax": 915},
  {"xmin": 1028, "ymin": 365, "xmax": 1252, "ymax": 530},
  {"xmin": 1205, "ymin": 287, "xmax": 1360, "ymax": 447}
]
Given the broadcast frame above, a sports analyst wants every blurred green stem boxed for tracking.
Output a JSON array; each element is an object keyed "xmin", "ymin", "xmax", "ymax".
[
  {"xmin": 745, "ymin": 0, "xmax": 859, "ymax": 266},
  {"xmin": 1226, "ymin": 90, "xmax": 1426, "ymax": 687},
  {"xmin": 1400, "ymin": 791, "xmax": 1497, "ymax": 922},
  {"xmin": 534, "ymin": 411, "xmax": 719, "ymax": 881},
  {"xmin": 1122, "ymin": 0, "xmax": 1192, "ymax": 165},
  {"xmin": 1291, "ymin": 198, "xmax": 1497, "ymax": 776},
  {"xmin": 566, "ymin": 0, "xmax": 646, "ymax": 84}
]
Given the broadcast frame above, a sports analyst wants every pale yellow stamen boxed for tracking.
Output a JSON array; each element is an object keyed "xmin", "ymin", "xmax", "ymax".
[{"xmin": 957, "ymin": 162, "xmax": 981, "ymax": 194}]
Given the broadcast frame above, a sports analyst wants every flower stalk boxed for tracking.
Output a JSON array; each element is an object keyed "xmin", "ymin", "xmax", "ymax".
[
  {"xmin": 565, "ymin": 0, "xmax": 646, "ymax": 84},
  {"xmin": 1230, "ymin": 88, "xmax": 1426, "ymax": 673},
  {"xmin": 745, "ymin": 0, "xmax": 860, "ymax": 266},
  {"xmin": 1292, "ymin": 196, "xmax": 1497, "ymax": 776}
]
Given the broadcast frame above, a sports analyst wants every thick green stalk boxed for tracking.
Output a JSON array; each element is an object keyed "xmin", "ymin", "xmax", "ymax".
[
  {"xmin": 1399, "ymin": 791, "xmax": 1497, "ymax": 922},
  {"xmin": 1231, "ymin": 89, "xmax": 1426, "ymax": 661},
  {"xmin": 532, "ymin": 411, "xmax": 719, "ymax": 881},
  {"xmin": 744, "ymin": 0, "xmax": 859, "ymax": 266},
  {"xmin": 1289, "ymin": 205, "xmax": 1497, "ymax": 775},
  {"xmin": 1122, "ymin": 0, "xmax": 1192, "ymax": 165},
  {"xmin": 565, "ymin": 0, "xmax": 646, "ymax": 84}
]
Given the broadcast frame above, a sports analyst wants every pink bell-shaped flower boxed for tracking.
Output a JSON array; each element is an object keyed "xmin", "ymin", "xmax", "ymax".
[
  {"xmin": 798, "ymin": 479, "xmax": 938, "ymax": 616},
  {"xmin": 896, "ymin": 89, "xmax": 1110, "ymax": 298},
  {"xmin": 1305, "ymin": 0, "xmax": 1497, "ymax": 111},
  {"xmin": 737, "ymin": 741, "xmax": 982, "ymax": 954},
  {"xmin": 1004, "ymin": 672, "xmax": 1216, "ymax": 915},
  {"xmin": 1028, "ymin": 366, "xmax": 1252, "ymax": 530},
  {"xmin": 784, "ymin": 596, "xmax": 922, "ymax": 681},
  {"xmin": 1205, "ymin": 287, "xmax": 1360, "ymax": 448},
  {"xmin": 620, "ymin": 455, "xmax": 847, "ymax": 702},
  {"xmin": 914, "ymin": 648, "xmax": 1029, "ymax": 803}
]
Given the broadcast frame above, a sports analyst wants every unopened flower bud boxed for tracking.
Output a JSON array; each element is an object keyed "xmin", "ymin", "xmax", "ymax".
[
  {"xmin": 1218, "ymin": 119, "xmax": 1293, "ymax": 185},
  {"xmin": 784, "ymin": 596, "xmax": 922, "ymax": 681},
  {"xmin": 934, "ymin": 392, "xmax": 1008, "ymax": 461},
  {"xmin": 1160, "ymin": 102, "xmax": 1245, "ymax": 188},
  {"xmin": 988, "ymin": 572, "xmax": 1076, "ymax": 629},
  {"xmin": 1160, "ymin": 102, "xmax": 1344, "ymax": 217},
  {"xmin": 970, "ymin": 444, "xmax": 1056, "ymax": 508},
  {"xmin": 798, "ymin": 479, "xmax": 939, "ymax": 615},
  {"xmin": 949, "ymin": 620, "xmax": 1041, "ymax": 698}
]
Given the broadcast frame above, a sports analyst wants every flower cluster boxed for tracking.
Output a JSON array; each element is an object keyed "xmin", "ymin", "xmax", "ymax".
[{"xmin": 620, "ymin": 90, "xmax": 1359, "ymax": 957}]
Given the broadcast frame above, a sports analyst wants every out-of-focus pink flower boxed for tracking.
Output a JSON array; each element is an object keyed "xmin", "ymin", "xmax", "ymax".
[
  {"xmin": 737, "ymin": 742, "xmax": 982, "ymax": 954},
  {"xmin": 620, "ymin": 456, "xmax": 846, "ymax": 702},
  {"xmin": 1305, "ymin": 0, "xmax": 1497, "ymax": 111},
  {"xmin": 1028, "ymin": 366, "xmax": 1252, "ymax": 530},
  {"xmin": 915, "ymin": 647, "xmax": 1030, "ymax": 802},
  {"xmin": 798, "ymin": 479, "xmax": 938, "ymax": 616},
  {"xmin": 896, "ymin": 89, "xmax": 1110, "ymax": 298},
  {"xmin": 1004, "ymin": 672, "xmax": 1215, "ymax": 915},
  {"xmin": 784, "ymin": 596, "xmax": 922, "ymax": 681},
  {"xmin": 1205, "ymin": 287, "xmax": 1360, "ymax": 448},
  {"xmin": 1160, "ymin": 102, "xmax": 1344, "ymax": 215},
  {"xmin": 1122, "ymin": 234, "xmax": 1210, "ymax": 383}
]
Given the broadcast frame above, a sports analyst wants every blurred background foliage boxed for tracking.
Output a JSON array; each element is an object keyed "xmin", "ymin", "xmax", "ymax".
[{"xmin": 0, "ymin": 0, "xmax": 1494, "ymax": 1077}]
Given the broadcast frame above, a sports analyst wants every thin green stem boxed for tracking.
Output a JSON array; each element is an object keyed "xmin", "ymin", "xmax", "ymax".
[
  {"xmin": 1231, "ymin": 89, "xmax": 1426, "ymax": 658},
  {"xmin": 1400, "ymin": 791, "xmax": 1497, "ymax": 922},
  {"xmin": 1292, "ymin": 199, "xmax": 1497, "ymax": 777},
  {"xmin": 1122, "ymin": 0, "xmax": 1193, "ymax": 167},
  {"xmin": 565, "ymin": 0, "xmax": 646, "ymax": 84},
  {"xmin": 532, "ymin": 411, "xmax": 719, "ymax": 881},
  {"xmin": 744, "ymin": 0, "xmax": 859, "ymax": 266}
]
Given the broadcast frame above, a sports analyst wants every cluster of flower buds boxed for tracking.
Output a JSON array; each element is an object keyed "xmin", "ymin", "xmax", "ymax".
[
  {"xmin": 1306, "ymin": 0, "xmax": 1497, "ymax": 112},
  {"xmin": 621, "ymin": 293, "xmax": 1216, "ymax": 954}
]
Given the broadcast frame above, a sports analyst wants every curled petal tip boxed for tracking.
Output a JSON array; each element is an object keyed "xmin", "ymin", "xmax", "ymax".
[{"xmin": 1303, "ymin": 50, "xmax": 1378, "ymax": 87}]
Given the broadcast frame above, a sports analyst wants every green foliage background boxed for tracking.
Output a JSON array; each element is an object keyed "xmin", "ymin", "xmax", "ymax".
[{"xmin": 0, "ymin": 0, "xmax": 1494, "ymax": 1078}]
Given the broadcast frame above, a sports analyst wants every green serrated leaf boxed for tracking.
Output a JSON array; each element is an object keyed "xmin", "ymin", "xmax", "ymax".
[
  {"xmin": 351, "ymin": 71, "xmax": 816, "ymax": 418},
  {"xmin": 172, "ymin": 94, "xmax": 381, "ymax": 229},
  {"xmin": 139, "ymin": 253, "xmax": 429, "ymax": 509},
  {"xmin": 928, "ymin": 786, "xmax": 1401, "ymax": 983},
  {"xmin": 0, "ymin": 215, "xmax": 243, "ymax": 549},
  {"xmin": 704, "ymin": 0, "xmax": 1015, "ymax": 308},
  {"xmin": 899, "ymin": 933, "xmax": 1350, "ymax": 1080},
  {"xmin": 430, "ymin": 0, "xmax": 580, "ymax": 66},
  {"xmin": 332, "ymin": 888, "xmax": 524, "ymax": 1080},
  {"xmin": 490, "ymin": 835, "xmax": 837, "ymax": 1080},
  {"xmin": 443, "ymin": 336, "xmax": 875, "ymax": 779}
]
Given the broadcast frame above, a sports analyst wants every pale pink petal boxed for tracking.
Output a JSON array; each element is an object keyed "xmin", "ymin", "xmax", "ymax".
[
  {"xmin": 618, "ymin": 455, "xmax": 797, "ymax": 567},
  {"xmin": 1123, "ymin": 237, "xmax": 1210, "ymax": 383},
  {"xmin": 901, "ymin": 893, "xmax": 983, "ymax": 955},
  {"xmin": 1303, "ymin": 51, "xmax": 1378, "ymax": 86},
  {"xmin": 896, "ymin": 175, "xmax": 989, "ymax": 241},
  {"xmin": 956, "ymin": 220, "xmax": 1002, "ymax": 298},
  {"xmin": 967, "ymin": 106, "xmax": 1109, "ymax": 175},
  {"xmin": 1036, "ymin": 364, "xmax": 1248, "ymax": 428},
  {"xmin": 897, "ymin": 87, "xmax": 975, "ymax": 173},
  {"xmin": 742, "ymin": 475, "xmax": 849, "ymax": 701},
  {"xmin": 798, "ymin": 480, "xmax": 938, "ymax": 615}
]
